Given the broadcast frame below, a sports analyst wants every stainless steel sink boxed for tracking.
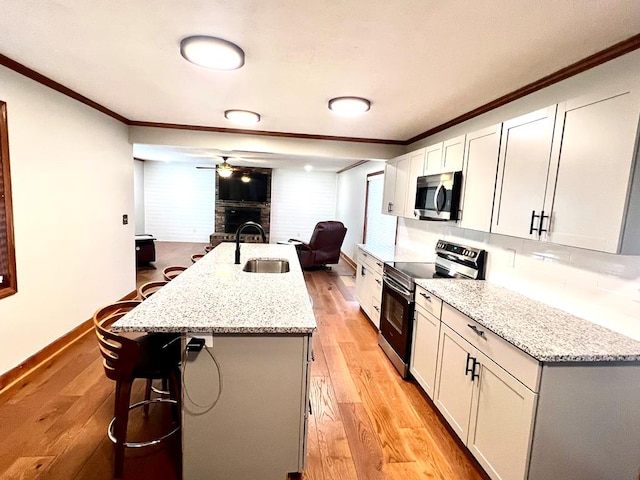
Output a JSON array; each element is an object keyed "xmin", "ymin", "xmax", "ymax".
[{"xmin": 242, "ymin": 258, "xmax": 290, "ymax": 273}]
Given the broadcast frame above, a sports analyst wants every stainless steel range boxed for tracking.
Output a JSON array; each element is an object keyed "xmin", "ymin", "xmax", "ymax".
[{"xmin": 378, "ymin": 240, "xmax": 486, "ymax": 378}]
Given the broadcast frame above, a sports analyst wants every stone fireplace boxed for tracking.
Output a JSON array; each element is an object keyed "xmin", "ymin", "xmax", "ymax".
[{"xmin": 209, "ymin": 167, "xmax": 272, "ymax": 246}]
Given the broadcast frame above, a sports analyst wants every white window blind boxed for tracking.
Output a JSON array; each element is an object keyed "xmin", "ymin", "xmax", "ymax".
[{"xmin": 365, "ymin": 174, "xmax": 396, "ymax": 248}]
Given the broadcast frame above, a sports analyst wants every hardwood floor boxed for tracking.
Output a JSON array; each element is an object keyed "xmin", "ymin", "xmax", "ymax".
[{"xmin": 0, "ymin": 241, "xmax": 488, "ymax": 480}]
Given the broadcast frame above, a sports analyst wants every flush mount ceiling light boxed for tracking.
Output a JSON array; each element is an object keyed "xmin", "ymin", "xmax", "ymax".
[
  {"xmin": 180, "ymin": 35, "xmax": 245, "ymax": 70},
  {"xmin": 240, "ymin": 173, "xmax": 251, "ymax": 183},
  {"xmin": 224, "ymin": 109, "xmax": 261, "ymax": 125},
  {"xmin": 217, "ymin": 157, "xmax": 233, "ymax": 178},
  {"xmin": 328, "ymin": 96, "xmax": 371, "ymax": 116}
]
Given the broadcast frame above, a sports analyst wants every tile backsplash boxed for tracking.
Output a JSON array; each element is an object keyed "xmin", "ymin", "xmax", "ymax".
[{"xmin": 397, "ymin": 218, "xmax": 640, "ymax": 341}]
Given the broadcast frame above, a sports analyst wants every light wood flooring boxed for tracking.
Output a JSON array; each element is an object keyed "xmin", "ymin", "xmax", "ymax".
[{"xmin": 0, "ymin": 242, "xmax": 488, "ymax": 480}]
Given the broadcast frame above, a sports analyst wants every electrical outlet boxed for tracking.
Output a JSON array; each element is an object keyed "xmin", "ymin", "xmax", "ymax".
[
  {"xmin": 506, "ymin": 248, "xmax": 516, "ymax": 268},
  {"xmin": 122, "ymin": 214, "xmax": 128, "ymax": 225}
]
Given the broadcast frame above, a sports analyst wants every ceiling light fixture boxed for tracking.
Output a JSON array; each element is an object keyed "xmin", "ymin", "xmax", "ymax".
[
  {"xmin": 217, "ymin": 158, "xmax": 233, "ymax": 178},
  {"xmin": 241, "ymin": 174, "xmax": 251, "ymax": 183},
  {"xmin": 224, "ymin": 109, "xmax": 261, "ymax": 125},
  {"xmin": 304, "ymin": 165, "xmax": 313, "ymax": 172},
  {"xmin": 328, "ymin": 96, "xmax": 371, "ymax": 116},
  {"xmin": 180, "ymin": 35, "xmax": 245, "ymax": 70}
]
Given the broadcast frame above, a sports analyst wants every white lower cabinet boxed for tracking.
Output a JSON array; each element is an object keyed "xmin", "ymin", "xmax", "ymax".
[
  {"xmin": 432, "ymin": 312, "xmax": 539, "ymax": 480},
  {"xmin": 355, "ymin": 247, "xmax": 384, "ymax": 329},
  {"xmin": 468, "ymin": 349, "xmax": 537, "ymax": 480},
  {"xmin": 409, "ymin": 306, "xmax": 441, "ymax": 399},
  {"xmin": 421, "ymin": 296, "xmax": 640, "ymax": 480}
]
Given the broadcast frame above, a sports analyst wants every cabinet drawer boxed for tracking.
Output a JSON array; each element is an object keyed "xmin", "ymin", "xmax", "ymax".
[
  {"xmin": 358, "ymin": 248, "xmax": 384, "ymax": 276},
  {"xmin": 415, "ymin": 287, "xmax": 443, "ymax": 318},
  {"xmin": 441, "ymin": 303, "xmax": 540, "ymax": 392}
]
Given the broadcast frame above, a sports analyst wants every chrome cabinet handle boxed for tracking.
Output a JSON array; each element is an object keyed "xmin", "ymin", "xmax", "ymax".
[
  {"xmin": 538, "ymin": 210, "xmax": 549, "ymax": 235},
  {"xmin": 467, "ymin": 324, "xmax": 486, "ymax": 338},
  {"xmin": 376, "ymin": 262, "xmax": 382, "ymax": 267},
  {"xmin": 373, "ymin": 305, "xmax": 380, "ymax": 312},
  {"xmin": 419, "ymin": 292, "xmax": 431, "ymax": 301},
  {"xmin": 529, "ymin": 210, "xmax": 538, "ymax": 235},
  {"xmin": 375, "ymin": 279, "xmax": 382, "ymax": 285},
  {"xmin": 465, "ymin": 352, "xmax": 475, "ymax": 376},
  {"xmin": 465, "ymin": 352, "xmax": 480, "ymax": 381}
]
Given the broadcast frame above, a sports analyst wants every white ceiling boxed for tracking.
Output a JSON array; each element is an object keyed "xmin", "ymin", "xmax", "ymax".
[{"xmin": 1, "ymin": 1, "xmax": 639, "ymax": 170}]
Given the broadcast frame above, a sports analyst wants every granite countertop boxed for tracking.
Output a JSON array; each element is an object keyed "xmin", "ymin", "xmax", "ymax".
[
  {"xmin": 113, "ymin": 243, "xmax": 317, "ymax": 334},
  {"xmin": 415, "ymin": 279, "xmax": 640, "ymax": 363}
]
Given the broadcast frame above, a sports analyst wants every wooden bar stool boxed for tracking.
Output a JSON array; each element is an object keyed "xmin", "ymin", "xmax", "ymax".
[
  {"xmin": 94, "ymin": 307, "xmax": 180, "ymax": 479},
  {"xmin": 204, "ymin": 244, "xmax": 214, "ymax": 253},
  {"xmin": 163, "ymin": 265, "xmax": 187, "ymax": 281},
  {"xmin": 137, "ymin": 280, "xmax": 169, "ymax": 300},
  {"xmin": 191, "ymin": 253, "xmax": 205, "ymax": 263}
]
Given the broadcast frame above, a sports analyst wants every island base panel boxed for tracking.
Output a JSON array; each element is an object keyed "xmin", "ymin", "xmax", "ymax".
[{"xmin": 182, "ymin": 334, "xmax": 311, "ymax": 480}]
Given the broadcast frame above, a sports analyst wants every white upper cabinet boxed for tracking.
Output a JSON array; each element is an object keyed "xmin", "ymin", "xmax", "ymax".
[
  {"xmin": 491, "ymin": 106, "xmax": 557, "ymax": 239},
  {"xmin": 442, "ymin": 135, "xmax": 466, "ymax": 173},
  {"xmin": 545, "ymin": 87, "xmax": 640, "ymax": 253},
  {"xmin": 382, "ymin": 158, "xmax": 398, "ymax": 215},
  {"xmin": 459, "ymin": 124, "xmax": 501, "ymax": 231},
  {"xmin": 382, "ymin": 154, "xmax": 409, "ymax": 216},
  {"xmin": 424, "ymin": 135, "xmax": 466, "ymax": 175},
  {"xmin": 424, "ymin": 142, "xmax": 444, "ymax": 174},
  {"xmin": 403, "ymin": 148, "xmax": 426, "ymax": 218}
]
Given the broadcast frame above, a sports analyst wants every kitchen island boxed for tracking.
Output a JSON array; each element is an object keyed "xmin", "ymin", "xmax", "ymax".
[{"xmin": 114, "ymin": 242, "xmax": 316, "ymax": 480}]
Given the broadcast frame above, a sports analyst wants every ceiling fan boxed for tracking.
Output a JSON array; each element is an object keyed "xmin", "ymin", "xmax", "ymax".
[{"xmin": 196, "ymin": 156, "xmax": 235, "ymax": 177}]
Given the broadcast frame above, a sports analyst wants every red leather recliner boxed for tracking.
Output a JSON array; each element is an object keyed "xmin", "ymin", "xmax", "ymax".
[{"xmin": 290, "ymin": 221, "xmax": 347, "ymax": 269}]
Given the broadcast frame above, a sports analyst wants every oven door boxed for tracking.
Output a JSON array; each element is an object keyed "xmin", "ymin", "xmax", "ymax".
[{"xmin": 379, "ymin": 275, "xmax": 414, "ymax": 363}]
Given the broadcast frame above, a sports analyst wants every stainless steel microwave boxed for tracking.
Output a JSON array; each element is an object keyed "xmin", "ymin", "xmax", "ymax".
[{"xmin": 414, "ymin": 171, "xmax": 462, "ymax": 221}]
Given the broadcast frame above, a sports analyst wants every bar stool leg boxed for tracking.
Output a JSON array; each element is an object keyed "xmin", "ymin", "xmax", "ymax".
[{"xmin": 113, "ymin": 380, "xmax": 133, "ymax": 479}]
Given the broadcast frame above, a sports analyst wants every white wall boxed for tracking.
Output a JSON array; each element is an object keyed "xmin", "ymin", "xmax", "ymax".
[
  {"xmin": 336, "ymin": 161, "xmax": 389, "ymax": 260},
  {"xmin": 143, "ymin": 161, "xmax": 215, "ymax": 242},
  {"xmin": 398, "ymin": 50, "xmax": 640, "ymax": 341},
  {"xmin": 270, "ymin": 169, "xmax": 337, "ymax": 243},
  {"xmin": 0, "ymin": 65, "xmax": 134, "ymax": 375}
]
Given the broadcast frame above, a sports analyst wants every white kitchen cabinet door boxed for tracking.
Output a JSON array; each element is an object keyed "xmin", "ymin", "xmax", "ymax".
[
  {"xmin": 468, "ymin": 350, "xmax": 537, "ymax": 480},
  {"xmin": 442, "ymin": 134, "xmax": 466, "ymax": 172},
  {"xmin": 410, "ymin": 308, "xmax": 441, "ymax": 399},
  {"xmin": 382, "ymin": 154, "xmax": 409, "ymax": 216},
  {"xmin": 459, "ymin": 124, "xmax": 501, "ymax": 231},
  {"xmin": 403, "ymin": 148, "xmax": 426, "ymax": 218},
  {"xmin": 355, "ymin": 263, "xmax": 371, "ymax": 317},
  {"xmin": 434, "ymin": 324, "xmax": 475, "ymax": 442},
  {"xmin": 492, "ymin": 106, "xmax": 557, "ymax": 239},
  {"xmin": 424, "ymin": 143, "xmax": 443, "ymax": 175},
  {"xmin": 393, "ymin": 156, "xmax": 410, "ymax": 217},
  {"xmin": 545, "ymin": 87, "xmax": 640, "ymax": 253},
  {"xmin": 382, "ymin": 158, "xmax": 398, "ymax": 215}
]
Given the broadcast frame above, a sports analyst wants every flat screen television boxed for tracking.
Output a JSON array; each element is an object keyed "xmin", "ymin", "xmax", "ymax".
[{"xmin": 218, "ymin": 172, "xmax": 269, "ymax": 203}]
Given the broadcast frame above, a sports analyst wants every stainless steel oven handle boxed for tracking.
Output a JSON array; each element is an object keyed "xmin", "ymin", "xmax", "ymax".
[{"xmin": 383, "ymin": 275, "xmax": 412, "ymax": 302}]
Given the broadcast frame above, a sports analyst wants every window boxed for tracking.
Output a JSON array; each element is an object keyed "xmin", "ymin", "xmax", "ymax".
[{"xmin": 0, "ymin": 101, "xmax": 17, "ymax": 299}]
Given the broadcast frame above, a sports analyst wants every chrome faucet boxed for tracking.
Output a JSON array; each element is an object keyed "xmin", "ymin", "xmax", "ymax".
[{"xmin": 235, "ymin": 221, "xmax": 267, "ymax": 264}]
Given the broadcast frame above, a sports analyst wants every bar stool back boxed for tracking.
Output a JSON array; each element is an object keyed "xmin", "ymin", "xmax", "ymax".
[
  {"xmin": 94, "ymin": 308, "xmax": 180, "ymax": 478},
  {"xmin": 137, "ymin": 281, "xmax": 168, "ymax": 300},
  {"xmin": 163, "ymin": 265, "xmax": 187, "ymax": 281}
]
